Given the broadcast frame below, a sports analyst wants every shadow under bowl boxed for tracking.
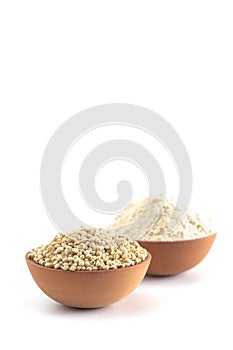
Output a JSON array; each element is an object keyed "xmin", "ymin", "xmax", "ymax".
[
  {"xmin": 138, "ymin": 233, "xmax": 216, "ymax": 276},
  {"xmin": 25, "ymin": 252, "xmax": 151, "ymax": 308}
]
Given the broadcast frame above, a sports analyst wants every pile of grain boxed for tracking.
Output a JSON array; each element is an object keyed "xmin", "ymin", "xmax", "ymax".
[{"xmin": 28, "ymin": 227, "xmax": 147, "ymax": 271}]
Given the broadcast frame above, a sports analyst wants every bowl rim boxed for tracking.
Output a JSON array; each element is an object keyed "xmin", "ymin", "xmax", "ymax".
[
  {"xmin": 25, "ymin": 251, "xmax": 151, "ymax": 274},
  {"xmin": 138, "ymin": 232, "xmax": 217, "ymax": 244}
]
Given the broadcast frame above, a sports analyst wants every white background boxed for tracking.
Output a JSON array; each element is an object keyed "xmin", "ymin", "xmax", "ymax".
[{"xmin": 1, "ymin": 1, "xmax": 232, "ymax": 349}]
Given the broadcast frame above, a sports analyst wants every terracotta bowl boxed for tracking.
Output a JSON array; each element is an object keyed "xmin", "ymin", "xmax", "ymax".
[
  {"xmin": 138, "ymin": 233, "xmax": 216, "ymax": 276},
  {"xmin": 25, "ymin": 252, "xmax": 151, "ymax": 308}
]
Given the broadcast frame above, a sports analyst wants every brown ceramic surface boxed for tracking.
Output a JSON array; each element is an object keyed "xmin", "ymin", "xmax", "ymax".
[
  {"xmin": 138, "ymin": 233, "xmax": 216, "ymax": 276},
  {"xmin": 26, "ymin": 252, "xmax": 151, "ymax": 308}
]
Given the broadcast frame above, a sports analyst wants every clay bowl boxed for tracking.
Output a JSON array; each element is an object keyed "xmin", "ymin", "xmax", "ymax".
[
  {"xmin": 25, "ymin": 252, "xmax": 151, "ymax": 308},
  {"xmin": 138, "ymin": 233, "xmax": 216, "ymax": 276}
]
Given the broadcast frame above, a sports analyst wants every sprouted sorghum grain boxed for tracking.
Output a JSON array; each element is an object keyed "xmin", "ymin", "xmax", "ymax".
[
  {"xmin": 28, "ymin": 227, "xmax": 148, "ymax": 271},
  {"xmin": 109, "ymin": 196, "xmax": 214, "ymax": 242}
]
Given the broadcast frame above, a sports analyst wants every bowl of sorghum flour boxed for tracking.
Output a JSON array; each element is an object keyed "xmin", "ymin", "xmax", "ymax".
[
  {"xmin": 109, "ymin": 196, "xmax": 216, "ymax": 275},
  {"xmin": 26, "ymin": 228, "xmax": 151, "ymax": 308}
]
